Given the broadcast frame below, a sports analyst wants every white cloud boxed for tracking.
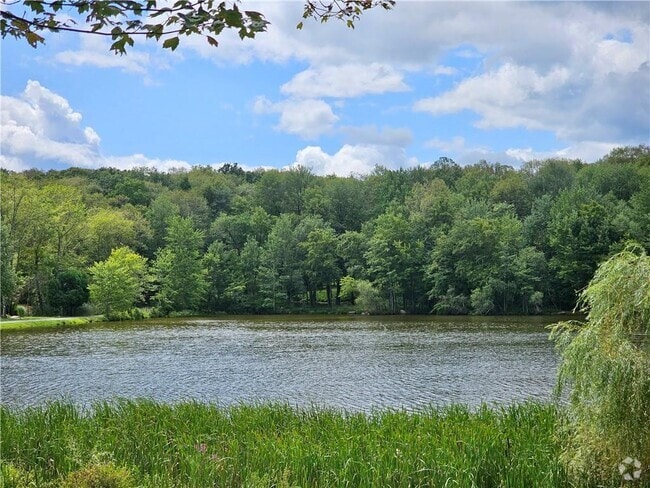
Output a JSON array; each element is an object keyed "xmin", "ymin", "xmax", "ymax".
[
  {"xmin": 505, "ymin": 141, "xmax": 620, "ymax": 164},
  {"xmin": 415, "ymin": 64, "xmax": 571, "ymax": 130},
  {"xmin": 225, "ymin": 2, "xmax": 648, "ymax": 149},
  {"xmin": 292, "ymin": 143, "xmax": 416, "ymax": 176},
  {"xmin": 423, "ymin": 136, "xmax": 621, "ymax": 167},
  {"xmin": 54, "ymin": 35, "xmax": 168, "ymax": 78},
  {"xmin": 1, "ymin": 80, "xmax": 101, "ymax": 167},
  {"xmin": 253, "ymin": 96, "xmax": 338, "ymax": 139},
  {"xmin": 0, "ymin": 155, "xmax": 30, "ymax": 172},
  {"xmin": 281, "ymin": 63, "xmax": 408, "ymax": 98},
  {"xmin": 342, "ymin": 125, "xmax": 412, "ymax": 147},
  {"xmin": 0, "ymin": 80, "xmax": 193, "ymax": 171},
  {"xmin": 102, "ymin": 155, "xmax": 192, "ymax": 171},
  {"xmin": 415, "ymin": 54, "xmax": 649, "ymax": 142}
]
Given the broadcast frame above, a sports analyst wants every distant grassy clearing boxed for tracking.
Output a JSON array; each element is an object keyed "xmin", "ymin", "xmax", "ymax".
[
  {"xmin": 0, "ymin": 315, "xmax": 104, "ymax": 332},
  {"xmin": 0, "ymin": 400, "xmax": 569, "ymax": 487}
]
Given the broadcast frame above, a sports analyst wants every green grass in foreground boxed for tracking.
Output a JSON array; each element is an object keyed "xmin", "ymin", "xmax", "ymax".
[
  {"xmin": 0, "ymin": 316, "xmax": 105, "ymax": 332},
  {"xmin": 0, "ymin": 400, "xmax": 573, "ymax": 488}
]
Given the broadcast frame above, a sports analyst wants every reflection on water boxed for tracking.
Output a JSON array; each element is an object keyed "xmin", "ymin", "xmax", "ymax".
[{"xmin": 1, "ymin": 316, "xmax": 559, "ymax": 411}]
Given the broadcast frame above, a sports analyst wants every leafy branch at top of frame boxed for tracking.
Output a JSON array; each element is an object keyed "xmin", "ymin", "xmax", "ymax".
[{"xmin": 1, "ymin": 0, "xmax": 395, "ymax": 54}]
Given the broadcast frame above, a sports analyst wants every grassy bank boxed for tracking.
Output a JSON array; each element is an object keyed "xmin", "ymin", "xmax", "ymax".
[
  {"xmin": 0, "ymin": 315, "xmax": 105, "ymax": 332},
  {"xmin": 0, "ymin": 400, "xmax": 571, "ymax": 487}
]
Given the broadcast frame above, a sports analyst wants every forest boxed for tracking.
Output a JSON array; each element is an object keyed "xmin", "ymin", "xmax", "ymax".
[{"xmin": 1, "ymin": 145, "xmax": 649, "ymax": 318}]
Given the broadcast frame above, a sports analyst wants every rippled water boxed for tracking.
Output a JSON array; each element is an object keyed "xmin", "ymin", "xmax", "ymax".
[{"xmin": 1, "ymin": 315, "xmax": 560, "ymax": 411}]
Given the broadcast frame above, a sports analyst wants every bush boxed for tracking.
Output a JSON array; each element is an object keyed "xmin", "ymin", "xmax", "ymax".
[
  {"xmin": 355, "ymin": 280, "xmax": 387, "ymax": 314},
  {"xmin": 0, "ymin": 463, "xmax": 36, "ymax": 488},
  {"xmin": 78, "ymin": 303, "xmax": 97, "ymax": 316},
  {"xmin": 15, "ymin": 305, "xmax": 26, "ymax": 317},
  {"xmin": 60, "ymin": 463, "xmax": 135, "ymax": 488}
]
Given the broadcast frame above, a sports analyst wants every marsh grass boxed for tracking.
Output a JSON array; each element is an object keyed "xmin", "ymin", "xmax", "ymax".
[{"xmin": 1, "ymin": 400, "xmax": 570, "ymax": 487}]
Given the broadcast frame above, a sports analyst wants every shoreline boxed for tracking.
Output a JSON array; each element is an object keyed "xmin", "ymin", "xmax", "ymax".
[{"xmin": 0, "ymin": 310, "xmax": 577, "ymax": 333}]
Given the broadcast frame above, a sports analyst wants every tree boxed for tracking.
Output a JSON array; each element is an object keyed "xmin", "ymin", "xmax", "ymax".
[
  {"xmin": 47, "ymin": 268, "xmax": 89, "ymax": 316},
  {"xmin": 85, "ymin": 208, "xmax": 137, "ymax": 263},
  {"xmin": 426, "ymin": 205, "xmax": 540, "ymax": 314},
  {"xmin": 1, "ymin": 222, "xmax": 17, "ymax": 315},
  {"xmin": 551, "ymin": 245, "xmax": 649, "ymax": 484},
  {"xmin": 547, "ymin": 187, "xmax": 622, "ymax": 308},
  {"xmin": 365, "ymin": 210, "xmax": 424, "ymax": 313},
  {"xmin": 301, "ymin": 226, "xmax": 341, "ymax": 306},
  {"xmin": 153, "ymin": 216, "xmax": 207, "ymax": 312},
  {"xmin": 1, "ymin": 0, "xmax": 394, "ymax": 54},
  {"xmin": 89, "ymin": 246, "xmax": 147, "ymax": 317}
]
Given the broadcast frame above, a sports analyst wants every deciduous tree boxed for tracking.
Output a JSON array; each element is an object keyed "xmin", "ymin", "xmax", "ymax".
[{"xmin": 89, "ymin": 246, "xmax": 147, "ymax": 317}]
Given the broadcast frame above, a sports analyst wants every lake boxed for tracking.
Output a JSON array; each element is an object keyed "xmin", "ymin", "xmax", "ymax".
[{"xmin": 0, "ymin": 315, "xmax": 561, "ymax": 411}]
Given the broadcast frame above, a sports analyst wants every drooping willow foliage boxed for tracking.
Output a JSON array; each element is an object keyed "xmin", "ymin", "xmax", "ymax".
[{"xmin": 551, "ymin": 244, "xmax": 650, "ymax": 484}]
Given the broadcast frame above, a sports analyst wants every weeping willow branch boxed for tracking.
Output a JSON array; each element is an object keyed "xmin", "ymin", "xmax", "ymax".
[{"xmin": 550, "ymin": 243, "xmax": 650, "ymax": 485}]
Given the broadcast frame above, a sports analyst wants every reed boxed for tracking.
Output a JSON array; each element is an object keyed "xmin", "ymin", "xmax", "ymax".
[{"xmin": 0, "ymin": 400, "xmax": 573, "ymax": 487}]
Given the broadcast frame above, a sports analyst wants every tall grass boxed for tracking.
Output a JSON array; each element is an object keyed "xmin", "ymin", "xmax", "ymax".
[{"xmin": 0, "ymin": 400, "xmax": 571, "ymax": 487}]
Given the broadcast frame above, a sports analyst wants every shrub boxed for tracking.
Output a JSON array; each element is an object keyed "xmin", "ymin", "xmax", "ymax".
[
  {"xmin": 60, "ymin": 463, "xmax": 135, "ymax": 488},
  {"xmin": 0, "ymin": 463, "xmax": 35, "ymax": 488},
  {"xmin": 15, "ymin": 305, "xmax": 26, "ymax": 317}
]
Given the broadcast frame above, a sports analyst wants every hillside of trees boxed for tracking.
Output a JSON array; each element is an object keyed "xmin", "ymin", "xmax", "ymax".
[{"xmin": 1, "ymin": 145, "xmax": 649, "ymax": 317}]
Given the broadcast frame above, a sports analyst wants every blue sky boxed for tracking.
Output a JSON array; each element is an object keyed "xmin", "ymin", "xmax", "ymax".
[{"xmin": 1, "ymin": 1, "xmax": 649, "ymax": 175}]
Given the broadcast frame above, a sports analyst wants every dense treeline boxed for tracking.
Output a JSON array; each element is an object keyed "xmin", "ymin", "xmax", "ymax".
[{"xmin": 1, "ymin": 145, "xmax": 649, "ymax": 317}]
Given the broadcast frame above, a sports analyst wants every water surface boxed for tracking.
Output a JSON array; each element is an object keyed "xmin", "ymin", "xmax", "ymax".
[{"xmin": 1, "ymin": 315, "xmax": 560, "ymax": 411}]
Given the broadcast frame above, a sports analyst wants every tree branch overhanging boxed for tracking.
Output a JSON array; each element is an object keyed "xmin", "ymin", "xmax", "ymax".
[{"xmin": 1, "ymin": 0, "xmax": 395, "ymax": 54}]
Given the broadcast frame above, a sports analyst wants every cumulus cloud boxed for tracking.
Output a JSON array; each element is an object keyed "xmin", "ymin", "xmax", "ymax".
[
  {"xmin": 415, "ymin": 64, "xmax": 572, "ymax": 130},
  {"xmin": 415, "ymin": 53, "xmax": 649, "ymax": 142},
  {"xmin": 253, "ymin": 96, "xmax": 338, "ymax": 139},
  {"xmin": 0, "ymin": 80, "xmax": 191, "ymax": 171},
  {"xmin": 1, "ymin": 80, "xmax": 101, "ymax": 167},
  {"xmin": 219, "ymin": 2, "xmax": 647, "ymax": 150},
  {"xmin": 281, "ymin": 63, "xmax": 408, "ymax": 98},
  {"xmin": 292, "ymin": 143, "xmax": 417, "ymax": 176}
]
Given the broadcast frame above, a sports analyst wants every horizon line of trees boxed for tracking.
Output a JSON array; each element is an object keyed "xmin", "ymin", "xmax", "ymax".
[{"xmin": 1, "ymin": 145, "xmax": 649, "ymax": 317}]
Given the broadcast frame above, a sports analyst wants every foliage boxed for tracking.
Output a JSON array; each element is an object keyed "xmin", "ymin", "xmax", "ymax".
[
  {"xmin": 0, "ymin": 400, "xmax": 567, "ymax": 487},
  {"xmin": 550, "ymin": 245, "xmax": 650, "ymax": 484},
  {"xmin": 1, "ymin": 146, "xmax": 649, "ymax": 316},
  {"xmin": 2, "ymin": 1, "xmax": 394, "ymax": 55},
  {"xmin": 46, "ymin": 268, "xmax": 89, "ymax": 316},
  {"xmin": 153, "ymin": 216, "xmax": 207, "ymax": 313},
  {"xmin": 89, "ymin": 247, "xmax": 148, "ymax": 318},
  {"xmin": 1, "ymin": 222, "xmax": 16, "ymax": 314},
  {"xmin": 0, "ymin": 463, "xmax": 36, "ymax": 488},
  {"xmin": 355, "ymin": 279, "xmax": 387, "ymax": 314},
  {"xmin": 60, "ymin": 463, "xmax": 135, "ymax": 488}
]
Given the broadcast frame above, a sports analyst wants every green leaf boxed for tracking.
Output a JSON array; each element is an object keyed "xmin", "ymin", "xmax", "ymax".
[
  {"xmin": 25, "ymin": 30, "xmax": 44, "ymax": 47},
  {"xmin": 162, "ymin": 36, "xmax": 179, "ymax": 50},
  {"xmin": 10, "ymin": 18, "xmax": 29, "ymax": 32},
  {"xmin": 25, "ymin": 1, "xmax": 45, "ymax": 14},
  {"xmin": 224, "ymin": 9, "xmax": 243, "ymax": 28},
  {"xmin": 296, "ymin": 21, "xmax": 303, "ymax": 30}
]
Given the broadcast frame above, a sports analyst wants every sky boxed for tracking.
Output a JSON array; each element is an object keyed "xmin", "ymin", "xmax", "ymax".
[{"xmin": 1, "ymin": 1, "xmax": 649, "ymax": 176}]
